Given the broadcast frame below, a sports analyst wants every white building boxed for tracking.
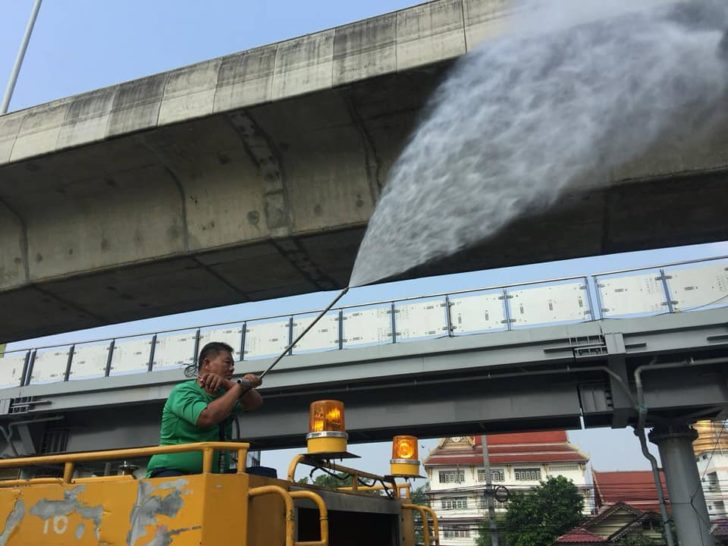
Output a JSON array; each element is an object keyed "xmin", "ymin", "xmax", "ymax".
[
  {"xmin": 694, "ymin": 420, "xmax": 728, "ymax": 521},
  {"xmin": 424, "ymin": 432, "xmax": 590, "ymax": 546}
]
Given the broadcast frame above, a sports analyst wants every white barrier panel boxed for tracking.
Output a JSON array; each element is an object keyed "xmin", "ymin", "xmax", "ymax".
[
  {"xmin": 666, "ymin": 262, "xmax": 728, "ymax": 312},
  {"xmin": 598, "ymin": 272, "xmax": 667, "ymax": 317},
  {"xmin": 71, "ymin": 344, "xmax": 111, "ymax": 379},
  {"xmin": 110, "ymin": 338, "xmax": 152, "ymax": 375},
  {"xmin": 0, "ymin": 354, "xmax": 27, "ymax": 388},
  {"xmin": 199, "ymin": 326, "xmax": 244, "ymax": 360},
  {"xmin": 395, "ymin": 299, "xmax": 448, "ymax": 341},
  {"xmin": 449, "ymin": 292, "xmax": 506, "ymax": 334},
  {"xmin": 291, "ymin": 313, "xmax": 340, "ymax": 354},
  {"xmin": 153, "ymin": 332, "xmax": 197, "ymax": 370},
  {"xmin": 244, "ymin": 320, "xmax": 290, "ymax": 359},
  {"xmin": 342, "ymin": 306, "xmax": 392, "ymax": 348},
  {"xmin": 31, "ymin": 349, "xmax": 70, "ymax": 384},
  {"xmin": 509, "ymin": 282, "xmax": 590, "ymax": 327}
]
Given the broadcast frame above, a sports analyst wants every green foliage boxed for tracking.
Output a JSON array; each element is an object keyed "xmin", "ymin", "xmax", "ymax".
[
  {"xmin": 311, "ymin": 471, "xmax": 353, "ymax": 489},
  {"xmin": 478, "ymin": 476, "xmax": 584, "ymax": 546},
  {"xmin": 410, "ymin": 484, "xmax": 429, "ymax": 505},
  {"xmin": 476, "ymin": 515, "xmax": 506, "ymax": 546},
  {"xmin": 409, "ymin": 485, "xmax": 430, "ymax": 545}
]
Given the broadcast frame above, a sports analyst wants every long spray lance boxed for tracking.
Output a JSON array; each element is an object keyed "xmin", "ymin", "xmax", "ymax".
[
  {"xmin": 215, "ymin": 287, "xmax": 349, "ymax": 472},
  {"xmin": 256, "ymin": 286, "xmax": 350, "ymax": 382}
]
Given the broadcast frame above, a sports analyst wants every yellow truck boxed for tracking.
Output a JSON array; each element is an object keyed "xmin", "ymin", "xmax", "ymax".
[{"xmin": 0, "ymin": 400, "xmax": 439, "ymax": 546}]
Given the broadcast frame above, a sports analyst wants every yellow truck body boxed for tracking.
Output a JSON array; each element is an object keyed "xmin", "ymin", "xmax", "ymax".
[{"xmin": 0, "ymin": 442, "xmax": 437, "ymax": 546}]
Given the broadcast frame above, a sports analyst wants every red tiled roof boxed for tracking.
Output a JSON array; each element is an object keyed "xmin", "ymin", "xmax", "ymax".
[
  {"xmin": 424, "ymin": 431, "xmax": 588, "ymax": 465},
  {"xmin": 592, "ymin": 470, "xmax": 669, "ymax": 513},
  {"xmin": 476, "ymin": 431, "xmax": 569, "ymax": 445},
  {"xmin": 555, "ymin": 528, "xmax": 607, "ymax": 544}
]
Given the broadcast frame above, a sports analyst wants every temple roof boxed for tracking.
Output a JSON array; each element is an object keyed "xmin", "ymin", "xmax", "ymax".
[{"xmin": 424, "ymin": 432, "xmax": 589, "ymax": 466}]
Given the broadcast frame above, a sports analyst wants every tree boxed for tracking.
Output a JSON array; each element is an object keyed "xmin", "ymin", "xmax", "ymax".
[
  {"xmin": 311, "ymin": 471, "xmax": 353, "ymax": 489},
  {"xmin": 410, "ymin": 485, "xmax": 429, "ymax": 505},
  {"xmin": 486, "ymin": 476, "xmax": 584, "ymax": 546},
  {"xmin": 409, "ymin": 485, "xmax": 430, "ymax": 545},
  {"xmin": 476, "ymin": 515, "xmax": 507, "ymax": 546}
]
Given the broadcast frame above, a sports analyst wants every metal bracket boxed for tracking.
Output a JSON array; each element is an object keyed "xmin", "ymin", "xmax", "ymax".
[
  {"xmin": 543, "ymin": 335, "xmax": 608, "ymax": 358},
  {"xmin": 8, "ymin": 396, "xmax": 51, "ymax": 414}
]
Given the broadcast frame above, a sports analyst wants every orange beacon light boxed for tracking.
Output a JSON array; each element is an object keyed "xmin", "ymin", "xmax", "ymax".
[
  {"xmin": 307, "ymin": 400, "xmax": 348, "ymax": 455},
  {"xmin": 390, "ymin": 435, "xmax": 422, "ymax": 477}
]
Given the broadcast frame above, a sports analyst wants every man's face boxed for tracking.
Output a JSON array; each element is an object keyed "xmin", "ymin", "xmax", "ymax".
[{"xmin": 201, "ymin": 350, "xmax": 234, "ymax": 379}]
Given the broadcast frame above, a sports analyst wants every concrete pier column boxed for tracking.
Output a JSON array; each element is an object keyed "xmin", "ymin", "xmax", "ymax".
[{"xmin": 649, "ymin": 425, "xmax": 714, "ymax": 546}]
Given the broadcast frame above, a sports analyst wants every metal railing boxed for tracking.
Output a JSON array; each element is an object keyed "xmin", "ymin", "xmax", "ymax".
[
  {"xmin": 1, "ymin": 255, "xmax": 726, "ymax": 390},
  {"xmin": 0, "ymin": 441, "xmax": 250, "ymax": 486}
]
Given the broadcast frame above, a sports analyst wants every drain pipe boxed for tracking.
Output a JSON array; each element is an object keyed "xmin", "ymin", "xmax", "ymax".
[
  {"xmin": 634, "ymin": 357, "xmax": 674, "ymax": 546},
  {"xmin": 634, "ymin": 356, "xmax": 728, "ymax": 546}
]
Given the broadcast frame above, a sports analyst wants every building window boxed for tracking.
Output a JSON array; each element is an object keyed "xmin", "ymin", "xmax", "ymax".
[
  {"xmin": 439, "ymin": 470, "xmax": 465, "ymax": 483},
  {"xmin": 549, "ymin": 464, "xmax": 578, "ymax": 473},
  {"xmin": 514, "ymin": 468, "xmax": 541, "ymax": 481},
  {"xmin": 477, "ymin": 468, "xmax": 505, "ymax": 482},
  {"xmin": 442, "ymin": 497, "xmax": 468, "ymax": 510},
  {"xmin": 443, "ymin": 527, "xmax": 471, "ymax": 538}
]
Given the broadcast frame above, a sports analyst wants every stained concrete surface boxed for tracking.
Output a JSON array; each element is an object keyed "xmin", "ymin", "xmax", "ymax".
[{"xmin": 0, "ymin": 0, "xmax": 727, "ymax": 342}]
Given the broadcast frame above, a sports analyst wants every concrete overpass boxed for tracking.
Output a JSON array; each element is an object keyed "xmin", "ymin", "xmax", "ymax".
[
  {"xmin": 1, "ymin": 0, "xmax": 728, "ymax": 343},
  {"xmin": 3, "ymin": 307, "xmax": 728, "ymax": 455},
  {"xmin": 1, "ymin": 256, "xmax": 727, "ymax": 454}
]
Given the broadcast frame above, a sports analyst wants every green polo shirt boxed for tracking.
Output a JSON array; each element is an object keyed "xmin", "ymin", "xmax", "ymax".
[{"xmin": 147, "ymin": 380, "xmax": 241, "ymax": 475}]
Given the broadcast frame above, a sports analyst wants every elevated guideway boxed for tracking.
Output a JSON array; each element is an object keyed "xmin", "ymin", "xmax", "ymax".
[
  {"xmin": 1, "ymin": 0, "xmax": 728, "ymax": 342},
  {"xmin": 0, "ymin": 257, "xmax": 726, "ymax": 456}
]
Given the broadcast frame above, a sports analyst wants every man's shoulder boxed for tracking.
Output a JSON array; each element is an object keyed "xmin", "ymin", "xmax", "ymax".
[{"xmin": 169, "ymin": 379, "xmax": 205, "ymax": 398}]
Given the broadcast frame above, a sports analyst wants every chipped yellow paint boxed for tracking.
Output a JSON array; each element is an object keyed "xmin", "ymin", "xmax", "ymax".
[
  {"xmin": 0, "ymin": 473, "xmax": 251, "ymax": 546},
  {"xmin": 0, "ymin": 442, "xmax": 425, "ymax": 546}
]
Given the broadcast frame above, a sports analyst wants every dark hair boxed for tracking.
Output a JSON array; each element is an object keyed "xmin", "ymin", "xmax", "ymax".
[{"xmin": 184, "ymin": 341, "xmax": 234, "ymax": 378}]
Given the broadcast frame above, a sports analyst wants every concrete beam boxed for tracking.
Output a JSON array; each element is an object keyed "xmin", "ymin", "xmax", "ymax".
[{"xmin": 1, "ymin": 0, "xmax": 728, "ymax": 342}]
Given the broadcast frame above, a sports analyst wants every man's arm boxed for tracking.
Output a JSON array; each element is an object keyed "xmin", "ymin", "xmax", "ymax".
[
  {"xmin": 240, "ymin": 373, "xmax": 263, "ymax": 411},
  {"xmin": 195, "ymin": 374, "xmax": 262, "ymax": 428}
]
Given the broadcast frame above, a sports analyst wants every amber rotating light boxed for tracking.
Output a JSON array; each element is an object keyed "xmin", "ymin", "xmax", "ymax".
[
  {"xmin": 390, "ymin": 435, "xmax": 422, "ymax": 477},
  {"xmin": 307, "ymin": 400, "xmax": 348, "ymax": 455}
]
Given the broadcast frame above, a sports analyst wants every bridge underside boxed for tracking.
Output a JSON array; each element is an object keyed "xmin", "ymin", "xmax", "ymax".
[
  {"xmin": 2, "ymin": 55, "xmax": 728, "ymax": 342},
  {"xmin": 1, "ymin": 309, "xmax": 726, "ymax": 455}
]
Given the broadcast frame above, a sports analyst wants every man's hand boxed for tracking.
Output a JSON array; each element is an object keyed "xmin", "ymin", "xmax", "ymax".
[
  {"xmin": 241, "ymin": 374, "xmax": 262, "ymax": 388},
  {"xmin": 197, "ymin": 372, "xmax": 234, "ymax": 394}
]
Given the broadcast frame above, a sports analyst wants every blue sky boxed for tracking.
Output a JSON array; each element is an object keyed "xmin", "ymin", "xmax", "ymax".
[{"xmin": 2, "ymin": 0, "xmax": 727, "ymax": 480}]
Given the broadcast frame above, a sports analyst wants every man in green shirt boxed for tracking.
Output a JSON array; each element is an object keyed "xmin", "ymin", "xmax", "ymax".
[{"xmin": 147, "ymin": 341, "xmax": 263, "ymax": 477}]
